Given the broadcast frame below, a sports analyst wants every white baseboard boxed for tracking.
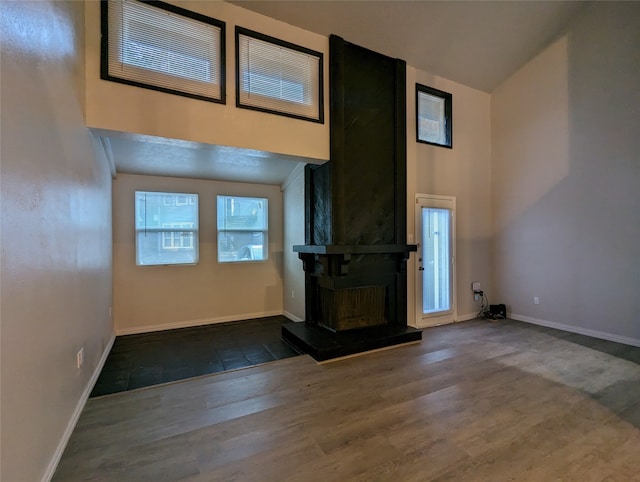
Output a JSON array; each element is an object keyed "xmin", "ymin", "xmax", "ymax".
[
  {"xmin": 510, "ymin": 313, "xmax": 640, "ymax": 348},
  {"xmin": 456, "ymin": 312, "xmax": 478, "ymax": 322},
  {"xmin": 115, "ymin": 310, "xmax": 284, "ymax": 336},
  {"xmin": 283, "ymin": 311, "xmax": 304, "ymax": 322},
  {"xmin": 412, "ymin": 312, "xmax": 477, "ymax": 329},
  {"xmin": 43, "ymin": 332, "xmax": 116, "ymax": 482}
]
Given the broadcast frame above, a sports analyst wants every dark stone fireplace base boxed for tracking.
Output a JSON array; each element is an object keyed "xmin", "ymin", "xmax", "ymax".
[{"xmin": 281, "ymin": 321, "xmax": 422, "ymax": 362}]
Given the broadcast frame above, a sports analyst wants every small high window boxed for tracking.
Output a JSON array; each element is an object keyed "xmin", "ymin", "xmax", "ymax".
[
  {"xmin": 102, "ymin": 0, "xmax": 225, "ymax": 103},
  {"xmin": 416, "ymin": 84, "xmax": 452, "ymax": 148},
  {"xmin": 236, "ymin": 27, "xmax": 323, "ymax": 123},
  {"xmin": 135, "ymin": 191, "xmax": 199, "ymax": 266},
  {"xmin": 217, "ymin": 195, "xmax": 268, "ymax": 263}
]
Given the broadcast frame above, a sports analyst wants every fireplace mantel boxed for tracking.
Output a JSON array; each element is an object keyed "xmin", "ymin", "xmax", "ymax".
[
  {"xmin": 294, "ymin": 244, "xmax": 416, "ymax": 282},
  {"xmin": 293, "ymin": 244, "xmax": 417, "ymax": 255}
]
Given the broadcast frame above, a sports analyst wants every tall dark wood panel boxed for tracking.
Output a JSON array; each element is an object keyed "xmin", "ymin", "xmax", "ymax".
[{"xmin": 284, "ymin": 35, "xmax": 420, "ymax": 360}]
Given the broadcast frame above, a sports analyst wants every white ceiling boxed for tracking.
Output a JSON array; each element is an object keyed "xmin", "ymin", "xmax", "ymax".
[
  {"xmin": 97, "ymin": 130, "xmax": 320, "ymax": 186},
  {"xmin": 105, "ymin": 1, "xmax": 586, "ymax": 185},
  {"xmin": 230, "ymin": 0, "xmax": 585, "ymax": 93}
]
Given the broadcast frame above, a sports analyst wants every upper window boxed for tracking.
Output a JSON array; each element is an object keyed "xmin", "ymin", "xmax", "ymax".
[
  {"xmin": 217, "ymin": 195, "xmax": 268, "ymax": 263},
  {"xmin": 416, "ymin": 84, "xmax": 452, "ymax": 148},
  {"xmin": 135, "ymin": 191, "xmax": 199, "ymax": 266},
  {"xmin": 236, "ymin": 27, "xmax": 323, "ymax": 123},
  {"xmin": 102, "ymin": 0, "xmax": 225, "ymax": 103}
]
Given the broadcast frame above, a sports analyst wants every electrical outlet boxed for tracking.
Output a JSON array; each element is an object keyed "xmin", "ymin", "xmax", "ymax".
[
  {"xmin": 534, "ymin": 296, "xmax": 540, "ymax": 305},
  {"xmin": 291, "ymin": 290, "xmax": 295, "ymax": 299},
  {"xmin": 77, "ymin": 348, "xmax": 84, "ymax": 369},
  {"xmin": 472, "ymin": 281, "xmax": 481, "ymax": 291},
  {"xmin": 474, "ymin": 293, "xmax": 481, "ymax": 301}
]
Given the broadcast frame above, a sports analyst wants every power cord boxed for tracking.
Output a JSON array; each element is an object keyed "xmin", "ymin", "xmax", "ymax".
[{"xmin": 475, "ymin": 290, "xmax": 504, "ymax": 320}]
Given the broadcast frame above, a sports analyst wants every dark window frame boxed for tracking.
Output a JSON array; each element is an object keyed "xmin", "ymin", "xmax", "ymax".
[
  {"xmin": 416, "ymin": 83, "xmax": 452, "ymax": 149},
  {"xmin": 235, "ymin": 26, "xmax": 324, "ymax": 124},
  {"xmin": 101, "ymin": 0, "xmax": 226, "ymax": 104}
]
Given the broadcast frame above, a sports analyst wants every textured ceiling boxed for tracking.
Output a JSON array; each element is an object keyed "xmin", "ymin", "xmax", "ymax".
[{"xmin": 95, "ymin": 130, "xmax": 321, "ymax": 185}]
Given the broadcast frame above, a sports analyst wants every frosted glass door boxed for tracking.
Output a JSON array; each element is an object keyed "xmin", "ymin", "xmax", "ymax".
[{"xmin": 421, "ymin": 207, "xmax": 452, "ymax": 314}]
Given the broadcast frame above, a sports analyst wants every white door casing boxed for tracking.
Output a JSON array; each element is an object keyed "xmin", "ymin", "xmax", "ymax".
[{"xmin": 415, "ymin": 194, "xmax": 456, "ymax": 327}]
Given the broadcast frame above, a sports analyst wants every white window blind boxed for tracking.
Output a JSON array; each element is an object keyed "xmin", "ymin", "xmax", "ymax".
[
  {"xmin": 237, "ymin": 28, "xmax": 323, "ymax": 122},
  {"xmin": 104, "ymin": 0, "xmax": 224, "ymax": 102},
  {"xmin": 135, "ymin": 191, "xmax": 199, "ymax": 266},
  {"xmin": 416, "ymin": 83, "xmax": 452, "ymax": 148},
  {"xmin": 418, "ymin": 91, "xmax": 446, "ymax": 145}
]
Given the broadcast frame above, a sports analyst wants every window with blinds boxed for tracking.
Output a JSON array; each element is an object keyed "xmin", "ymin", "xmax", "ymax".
[
  {"xmin": 416, "ymin": 84, "xmax": 452, "ymax": 148},
  {"xmin": 102, "ymin": 0, "xmax": 225, "ymax": 103},
  {"xmin": 236, "ymin": 27, "xmax": 323, "ymax": 123}
]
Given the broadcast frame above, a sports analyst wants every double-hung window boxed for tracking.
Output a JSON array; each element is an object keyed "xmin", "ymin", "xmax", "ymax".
[
  {"xmin": 136, "ymin": 191, "xmax": 199, "ymax": 266},
  {"xmin": 236, "ymin": 27, "xmax": 323, "ymax": 123},
  {"xmin": 102, "ymin": 0, "xmax": 225, "ymax": 103},
  {"xmin": 217, "ymin": 195, "xmax": 268, "ymax": 263}
]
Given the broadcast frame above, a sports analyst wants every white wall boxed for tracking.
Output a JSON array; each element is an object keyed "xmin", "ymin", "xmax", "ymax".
[
  {"xmin": 113, "ymin": 174, "xmax": 284, "ymax": 333},
  {"xmin": 491, "ymin": 2, "xmax": 640, "ymax": 344},
  {"xmin": 406, "ymin": 67, "xmax": 493, "ymax": 326},
  {"xmin": 0, "ymin": 2, "xmax": 114, "ymax": 481},
  {"xmin": 84, "ymin": 0, "xmax": 330, "ymax": 162},
  {"xmin": 282, "ymin": 166, "xmax": 306, "ymax": 321},
  {"xmin": 84, "ymin": 0, "xmax": 329, "ymax": 330}
]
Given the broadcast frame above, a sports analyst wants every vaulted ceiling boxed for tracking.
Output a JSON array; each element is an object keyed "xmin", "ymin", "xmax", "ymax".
[
  {"xmin": 110, "ymin": 1, "xmax": 586, "ymax": 184},
  {"xmin": 229, "ymin": 0, "xmax": 586, "ymax": 93}
]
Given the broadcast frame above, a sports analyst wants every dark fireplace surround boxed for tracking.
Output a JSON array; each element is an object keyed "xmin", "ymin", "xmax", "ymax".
[{"xmin": 282, "ymin": 35, "xmax": 421, "ymax": 360}]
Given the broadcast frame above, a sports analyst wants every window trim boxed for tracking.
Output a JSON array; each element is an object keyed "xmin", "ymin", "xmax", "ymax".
[
  {"xmin": 235, "ymin": 26, "xmax": 324, "ymax": 123},
  {"xmin": 135, "ymin": 191, "xmax": 199, "ymax": 266},
  {"xmin": 217, "ymin": 195, "xmax": 269, "ymax": 264},
  {"xmin": 101, "ymin": 0, "xmax": 226, "ymax": 104},
  {"xmin": 416, "ymin": 83, "xmax": 453, "ymax": 149}
]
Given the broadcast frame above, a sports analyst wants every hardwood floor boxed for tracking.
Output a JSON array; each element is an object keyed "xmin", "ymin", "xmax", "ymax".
[{"xmin": 54, "ymin": 319, "xmax": 640, "ymax": 481}]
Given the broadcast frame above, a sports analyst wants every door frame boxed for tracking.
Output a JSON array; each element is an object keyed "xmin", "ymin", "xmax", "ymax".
[{"xmin": 415, "ymin": 193, "xmax": 457, "ymax": 328}]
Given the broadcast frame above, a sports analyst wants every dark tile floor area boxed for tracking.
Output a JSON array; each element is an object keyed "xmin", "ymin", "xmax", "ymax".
[{"xmin": 90, "ymin": 316, "xmax": 301, "ymax": 397}]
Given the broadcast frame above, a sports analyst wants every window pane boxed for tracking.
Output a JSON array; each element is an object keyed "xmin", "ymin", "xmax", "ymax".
[
  {"xmin": 218, "ymin": 231, "xmax": 266, "ymax": 262},
  {"xmin": 422, "ymin": 207, "xmax": 451, "ymax": 314},
  {"xmin": 104, "ymin": 0, "xmax": 225, "ymax": 102},
  {"xmin": 136, "ymin": 191, "xmax": 198, "ymax": 266},
  {"xmin": 136, "ymin": 231, "xmax": 198, "ymax": 265},
  {"xmin": 217, "ymin": 196, "xmax": 267, "ymax": 231},
  {"xmin": 236, "ymin": 27, "xmax": 323, "ymax": 122},
  {"xmin": 416, "ymin": 83, "xmax": 452, "ymax": 148},
  {"xmin": 217, "ymin": 195, "xmax": 268, "ymax": 263},
  {"xmin": 418, "ymin": 91, "xmax": 446, "ymax": 145}
]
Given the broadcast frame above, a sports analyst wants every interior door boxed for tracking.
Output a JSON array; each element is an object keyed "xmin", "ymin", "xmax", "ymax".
[{"xmin": 416, "ymin": 194, "xmax": 456, "ymax": 327}]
